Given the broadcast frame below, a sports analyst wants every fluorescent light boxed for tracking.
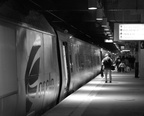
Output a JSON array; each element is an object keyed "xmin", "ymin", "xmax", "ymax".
[
  {"xmin": 108, "ymin": 34, "xmax": 112, "ymax": 36},
  {"xmin": 102, "ymin": 25, "xmax": 107, "ymax": 27},
  {"xmin": 88, "ymin": 7, "xmax": 97, "ymax": 10},
  {"xmin": 96, "ymin": 18, "xmax": 103, "ymax": 20},
  {"xmin": 105, "ymin": 39, "xmax": 113, "ymax": 43},
  {"xmin": 96, "ymin": 9, "xmax": 103, "ymax": 20},
  {"xmin": 104, "ymin": 28, "xmax": 110, "ymax": 31},
  {"xmin": 88, "ymin": 0, "xmax": 97, "ymax": 10},
  {"xmin": 106, "ymin": 32, "xmax": 111, "ymax": 34},
  {"xmin": 109, "ymin": 37, "xmax": 114, "ymax": 39}
]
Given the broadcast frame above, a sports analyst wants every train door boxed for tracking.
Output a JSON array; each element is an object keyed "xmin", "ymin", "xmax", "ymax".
[
  {"xmin": 62, "ymin": 42, "xmax": 70, "ymax": 93},
  {"xmin": 58, "ymin": 40, "xmax": 71, "ymax": 102}
]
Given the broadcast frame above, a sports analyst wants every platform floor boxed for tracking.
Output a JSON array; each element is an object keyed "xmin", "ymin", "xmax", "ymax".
[{"xmin": 42, "ymin": 71, "xmax": 144, "ymax": 116}]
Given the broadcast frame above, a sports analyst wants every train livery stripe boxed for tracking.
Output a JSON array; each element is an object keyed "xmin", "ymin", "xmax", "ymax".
[{"xmin": 25, "ymin": 37, "xmax": 41, "ymax": 114}]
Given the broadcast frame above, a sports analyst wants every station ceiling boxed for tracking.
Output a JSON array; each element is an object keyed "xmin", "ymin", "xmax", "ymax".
[{"xmin": 2, "ymin": 0, "xmax": 143, "ymax": 53}]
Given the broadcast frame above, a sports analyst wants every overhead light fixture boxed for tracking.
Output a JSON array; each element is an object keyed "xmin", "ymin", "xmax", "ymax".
[
  {"xmin": 96, "ymin": 18, "xmax": 103, "ymax": 21},
  {"xmin": 104, "ymin": 27, "xmax": 110, "ymax": 31},
  {"xmin": 105, "ymin": 39, "xmax": 113, "ymax": 43},
  {"xmin": 109, "ymin": 36, "xmax": 114, "ymax": 39},
  {"xmin": 88, "ymin": 0, "xmax": 97, "ymax": 10},
  {"xmin": 96, "ymin": 9, "xmax": 103, "ymax": 20},
  {"xmin": 101, "ymin": 18, "xmax": 107, "ymax": 27},
  {"xmin": 104, "ymin": 22, "xmax": 110, "ymax": 31},
  {"xmin": 104, "ymin": 28, "xmax": 110, "ymax": 31},
  {"xmin": 106, "ymin": 31, "xmax": 111, "ymax": 34},
  {"xmin": 108, "ymin": 33, "xmax": 112, "ymax": 36}
]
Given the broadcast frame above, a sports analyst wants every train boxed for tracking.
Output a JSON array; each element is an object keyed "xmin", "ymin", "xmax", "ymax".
[{"xmin": 0, "ymin": 10, "xmax": 103, "ymax": 116}]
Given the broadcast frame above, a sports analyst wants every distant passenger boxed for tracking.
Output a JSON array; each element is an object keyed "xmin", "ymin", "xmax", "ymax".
[
  {"xmin": 115, "ymin": 56, "xmax": 121, "ymax": 72},
  {"xmin": 119, "ymin": 61, "xmax": 126, "ymax": 72},
  {"xmin": 102, "ymin": 53, "xmax": 113, "ymax": 83}
]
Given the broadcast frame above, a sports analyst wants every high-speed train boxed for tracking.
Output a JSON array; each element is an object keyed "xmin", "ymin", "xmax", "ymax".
[{"xmin": 0, "ymin": 10, "xmax": 103, "ymax": 116}]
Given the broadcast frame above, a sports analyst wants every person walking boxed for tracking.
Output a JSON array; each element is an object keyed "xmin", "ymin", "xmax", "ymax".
[{"xmin": 102, "ymin": 53, "xmax": 113, "ymax": 83}]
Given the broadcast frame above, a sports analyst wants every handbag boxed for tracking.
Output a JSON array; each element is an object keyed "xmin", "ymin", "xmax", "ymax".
[{"xmin": 111, "ymin": 65, "xmax": 115, "ymax": 70}]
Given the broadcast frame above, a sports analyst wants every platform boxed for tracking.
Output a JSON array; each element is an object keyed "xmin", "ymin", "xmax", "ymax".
[{"xmin": 42, "ymin": 71, "xmax": 144, "ymax": 116}]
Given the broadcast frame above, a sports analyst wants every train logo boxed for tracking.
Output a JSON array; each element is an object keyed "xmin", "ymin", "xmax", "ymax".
[{"xmin": 25, "ymin": 36, "xmax": 41, "ymax": 114}]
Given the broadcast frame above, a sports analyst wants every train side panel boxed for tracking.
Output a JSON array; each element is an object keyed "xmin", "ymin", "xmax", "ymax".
[
  {"xmin": 0, "ymin": 20, "xmax": 18, "ymax": 116},
  {"xmin": 0, "ymin": 17, "xmax": 60, "ymax": 116},
  {"xmin": 16, "ymin": 27, "xmax": 60, "ymax": 116},
  {"xmin": 42, "ymin": 34, "xmax": 60, "ymax": 110},
  {"xmin": 57, "ymin": 31, "xmax": 101, "ymax": 95},
  {"xmin": 0, "ymin": 11, "xmax": 103, "ymax": 116},
  {"xmin": 16, "ymin": 27, "xmax": 27, "ymax": 116},
  {"xmin": 17, "ymin": 28, "xmax": 45, "ymax": 116},
  {"xmin": 69, "ymin": 37, "xmax": 101, "ymax": 92}
]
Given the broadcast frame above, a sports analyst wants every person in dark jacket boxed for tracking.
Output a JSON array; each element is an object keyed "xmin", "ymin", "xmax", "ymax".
[
  {"xmin": 102, "ymin": 53, "xmax": 113, "ymax": 83},
  {"xmin": 115, "ymin": 56, "xmax": 121, "ymax": 72}
]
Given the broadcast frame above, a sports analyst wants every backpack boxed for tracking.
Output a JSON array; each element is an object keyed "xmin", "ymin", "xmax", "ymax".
[{"xmin": 103, "ymin": 57, "xmax": 112, "ymax": 67}]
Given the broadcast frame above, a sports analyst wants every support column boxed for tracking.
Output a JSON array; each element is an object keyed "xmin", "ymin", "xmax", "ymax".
[
  {"xmin": 135, "ymin": 42, "xmax": 139, "ymax": 78},
  {"xmin": 139, "ymin": 12, "xmax": 144, "ymax": 78}
]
